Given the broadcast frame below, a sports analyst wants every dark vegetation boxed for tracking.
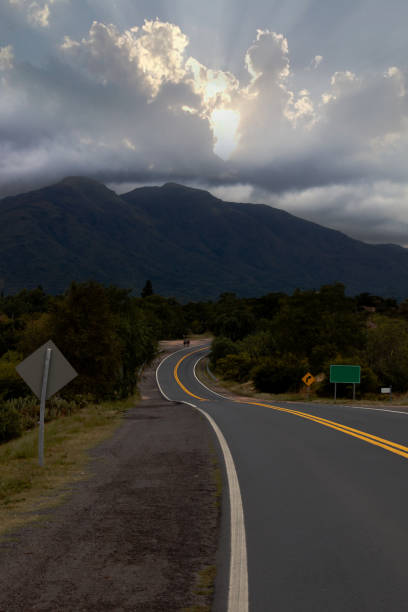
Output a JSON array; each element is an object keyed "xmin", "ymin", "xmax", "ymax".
[
  {"xmin": 3, "ymin": 177, "xmax": 408, "ymax": 300},
  {"xmin": 208, "ymin": 285, "xmax": 408, "ymax": 400},
  {"xmin": 1, "ymin": 280, "xmax": 408, "ymax": 444},
  {"xmin": 0, "ymin": 281, "xmax": 186, "ymax": 443}
]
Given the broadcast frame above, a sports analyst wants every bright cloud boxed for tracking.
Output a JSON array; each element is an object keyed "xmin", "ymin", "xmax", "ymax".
[
  {"xmin": 312, "ymin": 55, "xmax": 323, "ymax": 69},
  {"xmin": 8, "ymin": 0, "xmax": 53, "ymax": 27},
  {"xmin": 210, "ymin": 108, "xmax": 240, "ymax": 159},
  {"xmin": 0, "ymin": 45, "xmax": 14, "ymax": 70},
  {"xmin": 1, "ymin": 11, "xmax": 408, "ymax": 245}
]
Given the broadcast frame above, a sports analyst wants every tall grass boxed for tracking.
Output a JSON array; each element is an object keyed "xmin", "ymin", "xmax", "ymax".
[{"xmin": 0, "ymin": 394, "xmax": 136, "ymax": 534}]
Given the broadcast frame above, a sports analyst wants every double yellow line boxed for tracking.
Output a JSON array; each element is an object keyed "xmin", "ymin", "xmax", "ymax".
[
  {"xmin": 174, "ymin": 348, "xmax": 208, "ymax": 401},
  {"xmin": 244, "ymin": 401, "xmax": 408, "ymax": 460},
  {"xmin": 173, "ymin": 349, "xmax": 408, "ymax": 461}
]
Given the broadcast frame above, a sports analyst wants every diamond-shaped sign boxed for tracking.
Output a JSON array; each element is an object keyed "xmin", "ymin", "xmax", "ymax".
[
  {"xmin": 16, "ymin": 339, "xmax": 77, "ymax": 399},
  {"xmin": 302, "ymin": 372, "xmax": 315, "ymax": 387}
]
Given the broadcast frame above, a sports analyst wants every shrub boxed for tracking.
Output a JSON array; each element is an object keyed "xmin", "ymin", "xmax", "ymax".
[
  {"xmin": 217, "ymin": 352, "xmax": 253, "ymax": 382},
  {"xmin": 209, "ymin": 336, "xmax": 238, "ymax": 369},
  {"xmin": 252, "ymin": 354, "xmax": 309, "ymax": 394},
  {"xmin": 0, "ymin": 351, "xmax": 30, "ymax": 400},
  {"xmin": 0, "ymin": 402, "xmax": 22, "ymax": 443},
  {"xmin": 366, "ymin": 317, "xmax": 408, "ymax": 392}
]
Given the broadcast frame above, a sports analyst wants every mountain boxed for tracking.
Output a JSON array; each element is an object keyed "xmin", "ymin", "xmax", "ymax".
[{"xmin": 2, "ymin": 176, "xmax": 408, "ymax": 300}]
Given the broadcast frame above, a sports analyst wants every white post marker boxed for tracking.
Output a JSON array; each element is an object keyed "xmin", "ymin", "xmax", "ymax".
[
  {"xmin": 381, "ymin": 387, "xmax": 392, "ymax": 401},
  {"xmin": 39, "ymin": 347, "xmax": 52, "ymax": 467}
]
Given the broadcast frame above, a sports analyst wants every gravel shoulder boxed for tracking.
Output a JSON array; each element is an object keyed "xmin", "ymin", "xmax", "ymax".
[{"xmin": 0, "ymin": 346, "xmax": 220, "ymax": 611}]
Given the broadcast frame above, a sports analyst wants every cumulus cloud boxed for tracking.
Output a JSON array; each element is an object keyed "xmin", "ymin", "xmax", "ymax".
[
  {"xmin": 0, "ymin": 19, "xmax": 227, "ymax": 196},
  {"xmin": 61, "ymin": 19, "xmax": 190, "ymax": 96},
  {"xmin": 0, "ymin": 45, "xmax": 14, "ymax": 70},
  {"xmin": 8, "ymin": 0, "xmax": 55, "ymax": 27},
  {"xmin": 231, "ymin": 29, "xmax": 318, "ymax": 164},
  {"xmin": 1, "ymin": 15, "xmax": 408, "ymax": 245},
  {"xmin": 309, "ymin": 55, "xmax": 323, "ymax": 70}
]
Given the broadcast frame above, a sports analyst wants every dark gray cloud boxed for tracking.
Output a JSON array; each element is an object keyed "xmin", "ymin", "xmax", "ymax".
[{"xmin": 1, "ymin": 1, "xmax": 408, "ymax": 245}]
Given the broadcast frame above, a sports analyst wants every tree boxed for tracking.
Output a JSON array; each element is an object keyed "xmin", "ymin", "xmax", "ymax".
[
  {"xmin": 366, "ymin": 316, "xmax": 408, "ymax": 391},
  {"xmin": 141, "ymin": 280, "xmax": 153, "ymax": 298},
  {"xmin": 50, "ymin": 281, "xmax": 122, "ymax": 398},
  {"xmin": 252, "ymin": 354, "xmax": 309, "ymax": 394},
  {"xmin": 209, "ymin": 336, "xmax": 238, "ymax": 369}
]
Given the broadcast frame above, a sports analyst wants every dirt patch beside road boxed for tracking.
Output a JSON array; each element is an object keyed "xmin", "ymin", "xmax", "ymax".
[{"xmin": 0, "ymin": 348, "xmax": 219, "ymax": 611}]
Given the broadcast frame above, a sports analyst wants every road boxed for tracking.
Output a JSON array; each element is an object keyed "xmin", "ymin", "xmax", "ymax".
[{"xmin": 157, "ymin": 343, "xmax": 408, "ymax": 612}]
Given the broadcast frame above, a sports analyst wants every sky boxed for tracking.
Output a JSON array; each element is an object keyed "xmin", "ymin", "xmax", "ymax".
[{"xmin": 1, "ymin": 0, "xmax": 408, "ymax": 245}]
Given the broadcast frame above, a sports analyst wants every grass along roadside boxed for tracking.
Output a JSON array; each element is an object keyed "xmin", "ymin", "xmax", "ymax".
[{"xmin": 0, "ymin": 394, "xmax": 137, "ymax": 536}]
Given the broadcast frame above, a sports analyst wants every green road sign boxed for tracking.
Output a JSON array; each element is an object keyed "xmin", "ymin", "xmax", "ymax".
[{"xmin": 330, "ymin": 365, "xmax": 361, "ymax": 384}]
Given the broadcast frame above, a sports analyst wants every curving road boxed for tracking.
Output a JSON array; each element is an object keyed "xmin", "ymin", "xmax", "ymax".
[{"xmin": 157, "ymin": 343, "xmax": 408, "ymax": 612}]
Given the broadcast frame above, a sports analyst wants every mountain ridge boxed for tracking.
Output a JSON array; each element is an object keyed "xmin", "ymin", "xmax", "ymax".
[{"xmin": 1, "ymin": 176, "xmax": 408, "ymax": 300}]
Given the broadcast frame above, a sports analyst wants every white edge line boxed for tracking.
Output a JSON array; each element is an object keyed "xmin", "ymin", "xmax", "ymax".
[
  {"xmin": 284, "ymin": 400, "xmax": 408, "ymax": 417},
  {"xmin": 155, "ymin": 352, "xmax": 249, "ymax": 612},
  {"xmin": 193, "ymin": 354, "xmax": 232, "ymax": 401},
  {"xmin": 155, "ymin": 345, "xmax": 196, "ymax": 401},
  {"xmin": 192, "ymin": 360, "xmax": 408, "ymax": 418},
  {"xmin": 345, "ymin": 405, "xmax": 408, "ymax": 416}
]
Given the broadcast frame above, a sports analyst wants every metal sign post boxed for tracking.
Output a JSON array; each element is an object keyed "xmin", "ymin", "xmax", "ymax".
[
  {"xmin": 301, "ymin": 372, "xmax": 315, "ymax": 401},
  {"xmin": 39, "ymin": 348, "xmax": 52, "ymax": 467},
  {"xmin": 330, "ymin": 365, "xmax": 361, "ymax": 402}
]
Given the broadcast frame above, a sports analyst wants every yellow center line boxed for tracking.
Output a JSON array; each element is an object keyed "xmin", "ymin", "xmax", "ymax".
[
  {"xmin": 243, "ymin": 401, "xmax": 408, "ymax": 460},
  {"xmin": 173, "ymin": 355, "xmax": 408, "ymax": 460},
  {"xmin": 174, "ymin": 348, "xmax": 208, "ymax": 402}
]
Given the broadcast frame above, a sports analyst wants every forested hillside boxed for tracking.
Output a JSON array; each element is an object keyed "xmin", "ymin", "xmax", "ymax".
[{"xmin": 3, "ymin": 177, "xmax": 408, "ymax": 299}]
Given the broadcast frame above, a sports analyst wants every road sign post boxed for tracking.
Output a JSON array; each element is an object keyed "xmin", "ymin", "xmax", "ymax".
[
  {"xmin": 330, "ymin": 365, "xmax": 361, "ymax": 402},
  {"xmin": 302, "ymin": 372, "xmax": 315, "ymax": 401},
  {"xmin": 381, "ymin": 386, "xmax": 392, "ymax": 401},
  {"xmin": 39, "ymin": 348, "xmax": 52, "ymax": 467},
  {"xmin": 16, "ymin": 340, "xmax": 77, "ymax": 466}
]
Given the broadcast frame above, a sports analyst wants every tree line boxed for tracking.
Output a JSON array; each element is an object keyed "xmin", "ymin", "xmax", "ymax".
[
  {"xmin": 1, "ymin": 280, "xmax": 408, "ymax": 442},
  {"xmin": 209, "ymin": 284, "xmax": 408, "ymax": 398}
]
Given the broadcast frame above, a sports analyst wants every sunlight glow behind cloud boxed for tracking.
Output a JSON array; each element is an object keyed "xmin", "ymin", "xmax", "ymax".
[
  {"xmin": 210, "ymin": 108, "xmax": 240, "ymax": 159},
  {"xmin": 1, "ymin": 4, "xmax": 408, "ymax": 245}
]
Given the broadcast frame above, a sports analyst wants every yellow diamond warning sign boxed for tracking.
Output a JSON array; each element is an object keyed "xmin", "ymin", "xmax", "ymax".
[{"xmin": 302, "ymin": 372, "xmax": 315, "ymax": 386}]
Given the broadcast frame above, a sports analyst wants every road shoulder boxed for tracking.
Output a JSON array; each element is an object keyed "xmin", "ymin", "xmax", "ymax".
[{"xmin": 0, "ymin": 348, "xmax": 220, "ymax": 611}]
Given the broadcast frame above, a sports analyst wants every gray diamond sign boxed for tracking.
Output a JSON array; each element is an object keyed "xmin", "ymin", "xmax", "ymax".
[
  {"xmin": 16, "ymin": 340, "xmax": 77, "ymax": 466},
  {"xmin": 16, "ymin": 339, "xmax": 77, "ymax": 400}
]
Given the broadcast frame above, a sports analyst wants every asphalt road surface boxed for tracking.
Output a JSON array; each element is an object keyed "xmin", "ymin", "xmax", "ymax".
[{"xmin": 157, "ymin": 343, "xmax": 408, "ymax": 612}]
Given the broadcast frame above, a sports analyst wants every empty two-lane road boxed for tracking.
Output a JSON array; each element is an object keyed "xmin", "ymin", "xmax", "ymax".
[{"xmin": 157, "ymin": 345, "xmax": 408, "ymax": 611}]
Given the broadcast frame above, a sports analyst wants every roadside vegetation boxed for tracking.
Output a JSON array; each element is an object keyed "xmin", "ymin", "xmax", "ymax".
[
  {"xmin": 0, "ymin": 395, "xmax": 134, "ymax": 534},
  {"xmin": 2, "ymin": 280, "xmax": 408, "ymax": 449},
  {"xmin": 1, "ymin": 280, "xmax": 408, "ymax": 530},
  {"xmin": 0, "ymin": 281, "xmax": 187, "ymax": 444},
  {"xmin": 207, "ymin": 285, "xmax": 408, "ymax": 401}
]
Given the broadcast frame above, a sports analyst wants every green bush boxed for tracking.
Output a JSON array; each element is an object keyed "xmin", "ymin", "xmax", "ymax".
[
  {"xmin": 366, "ymin": 317, "xmax": 408, "ymax": 392},
  {"xmin": 210, "ymin": 336, "xmax": 238, "ymax": 368},
  {"xmin": 0, "ymin": 351, "xmax": 30, "ymax": 400},
  {"xmin": 0, "ymin": 402, "xmax": 23, "ymax": 443},
  {"xmin": 0, "ymin": 394, "xmax": 92, "ymax": 446},
  {"xmin": 252, "ymin": 354, "xmax": 309, "ymax": 394},
  {"xmin": 217, "ymin": 352, "xmax": 253, "ymax": 382}
]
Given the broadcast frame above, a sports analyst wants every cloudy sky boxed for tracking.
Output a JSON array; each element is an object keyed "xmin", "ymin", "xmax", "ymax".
[{"xmin": 1, "ymin": 0, "xmax": 408, "ymax": 245}]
